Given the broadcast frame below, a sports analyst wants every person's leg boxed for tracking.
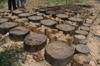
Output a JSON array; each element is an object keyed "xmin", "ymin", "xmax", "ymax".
[
  {"xmin": 8, "ymin": 0, "xmax": 11, "ymax": 10},
  {"xmin": 12, "ymin": 0, "xmax": 16, "ymax": 10},
  {"xmin": 21, "ymin": 0, "xmax": 26, "ymax": 9},
  {"xmin": 17, "ymin": 0, "xmax": 20, "ymax": 8}
]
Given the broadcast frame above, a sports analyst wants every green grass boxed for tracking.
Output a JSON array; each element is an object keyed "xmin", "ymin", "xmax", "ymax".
[
  {"xmin": 0, "ymin": 0, "xmax": 7, "ymax": 9},
  {"xmin": 0, "ymin": 5, "xmax": 4, "ymax": 9}
]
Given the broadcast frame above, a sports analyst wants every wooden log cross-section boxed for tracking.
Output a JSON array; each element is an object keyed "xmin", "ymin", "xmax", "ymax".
[
  {"xmin": 73, "ymin": 35, "xmax": 86, "ymax": 44},
  {"xmin": 24, "ymin": 33, "xmax": 47, "ymax": 52},
  {"xmin": 0, "ymin": 22, "xmax": 18, "ymax": 34},
  {"xmin": 56, "ymin": 14, "xmax": 69, "ymax": 20},
  {"xmin": 45, "ymin": 11, "xmax": 57, "ymax": 18},
  {"xmin": 9, "ymin": 26, "xmax": 30, "ymax": 41},
  {"xmin": 45, "ymin": 41, "xmax": 74, "ymax": 66},
  {"xmin": 56, "ymin": 24, "xmax": 75, "ymax": 36},
  {"xmin": 28, "ymin": 16, "xmax": 43, "ymax": 23},
  {"xmin": 0, "ymin": 18, "xmax": 9, "ymax": 24},
  {"xmin": 80, "ymin": 26, "xmax": 90, "ymax": 32},
  {"xmin": 68, "ymin": 17, "xmax": 83, "ymax": 26},
  {"xmin": 12, "ymin": 10, "xmax": 23, "ymax": 15},
  {"xmin": 40, "ymin": 19, "xmax": 56, "ymax": 28},
  {"xmin": 71, "ymin": 54, "xmax": 90, "ymax": 66},
  {"xmin": 18, "ymin": 13, "xmax": 34, "ymax": 18},
  {"xmin": 75, "ymin": 30, "xmax": 88, "ymax": 37},
  {"xmin": 75, "ymin": 44, "xmax": 90, "ymax": 55}
]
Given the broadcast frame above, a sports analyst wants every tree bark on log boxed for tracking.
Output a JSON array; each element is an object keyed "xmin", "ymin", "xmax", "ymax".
[{"xmin": 45, "ymin": 41, "xmax": 74, "ymax": 66}]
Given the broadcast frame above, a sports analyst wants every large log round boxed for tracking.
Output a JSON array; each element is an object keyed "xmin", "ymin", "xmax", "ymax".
[
  {"xmin": 0, "ymin": 22, "xmax": 18, "ymax": 34},
  {"xmin": 75, "ymin": 30, "xmax": 88, "ymax": 37},
  {"xmin": 45, "ymin": 41, "xmax": 74, "ymax": 66},
  {"xmin": 80, "ymin": 26, "xmax": 90, "ymax": 32},
  {"xmin": 18, "ymin": 13, "xmax": 33, "ymax": 18},
  {"xmin": 0, "ymin": 18, "xmax": 9, "ymax": 24},
  {"xmin": 41, "ymin": 19, "xmax": 56, "ymax": 28},
  {"xmin": 9, "ymin": 26, "xmax": 30, "ymax": 41},
  {"xmin": 68, "ymin": 17, "xmax": 83, "ymax": 26},
  {"xmin": 75, "ymin": 44, "xmax": 89, "ymax": 54},
  {"xmin": 24, "ymin": 33, "xmax": 47, "ymax": 52},
  {"xmin": 71, "ymin": 54, "xmax": 90, "ymax": 66},
  {"xmin": 12, "ymin": 10, "xmax": 23, "ymax": 15},
  {"xmin": 45, "ymin": 11, "xmax": 57, "ymax": 18},
  {"xmin": 28, "ymin": 16, "xmax": 43, "ymax": 23},
  {"xmin": 56, "ymin": 24, "xmax": 75, "ymax": 35},
  {"xmin": 56, "ymin": 14, "xmax": 69, "ymax": 20},
  {"xmin": 73, "ymin": 35, "xmax": 86, "ymax": 44}
]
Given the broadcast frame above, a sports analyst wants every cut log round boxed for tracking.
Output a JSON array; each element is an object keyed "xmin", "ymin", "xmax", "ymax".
[
  {"xmin": 83, "ymin": 64, "xmax": 92, "ymax": 66},
  {"xmin": 0, "ymin": 16, "xmax": 1, "ymax": 18},
  {"xmin": 0, "ymin": 18, "xmax": 9, "ymax": 24},
  {"xmin": 28, "ymin": 16, "xmax": 43, "ymax": 23},
  {"xmin": 78, "ymin": 40, "xmax": 87, "ymax": 45},
  {"xmin": 9, "ymin": 26, "xmax": 30, "ymax": 41},
  {"xmin": 24, "ymin": 33, "xmax": 47, "ymax": 52},
  {"xmin": 46, "ymin": 6, "xmax": 54, "ymax": 11},
  {"xmin": 18, "ymin": 13, "xmax": 33, "ymax": 18},
  {"xmin": 12, "ymin": 10, "xmax": 23, "ymax": 15},
  {"xmin": 68, "ymin": 17, "xmax": 83, "ymax": 26},
  {"xmin": 45, "ymin": 11, "xmax": 57, "ymax": 18},
  {"xmin": 75, "ymin": 30, "xmax": 88, "ymax": 37},
  {"xmin": 56, "ymin": 14, "xmax": 69, "ymax": 20},
  {"xmin": 45, "ymin": 41, "xmax": 74, "ymax": 66},
  {"xmin": 80, "ymin": 26, "xmax": 90, "ymax": 32},
  {"xmin": 41, "ymin": 19, "xmax": 56, "ymax": 28},
  {"xmin": 75, "ymin": 44, "xmax": 89, "ymax": 54},
  {"xmin": 71, "ymin": 54, "xmax": 90, "ymax": 66},
  {"xmin": 83, "ymin": 23, "xmax": 91, "ymax": 27},
  {"xmin": 74, "ymin": 10, "xmax": 85, "ymax": 14},
  {"xmin": 56, "ymin": 24, "xmax": 75, "ymax": 36},
  {"xmin": 0, "ymin": 22, "xmax": 18, "ymax": 34},
  {"xmin": 73, "ymin": 35, "xmax": 86, "ymax": 44},
  {"xmin": 38, "ymin": 9, "xmax": 47, "ymax": 13}
]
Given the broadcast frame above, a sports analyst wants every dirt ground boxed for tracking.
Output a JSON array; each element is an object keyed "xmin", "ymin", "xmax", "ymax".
[{"xmin": 0, "ymin": 0, "xmax": 100, "ymax": 66}]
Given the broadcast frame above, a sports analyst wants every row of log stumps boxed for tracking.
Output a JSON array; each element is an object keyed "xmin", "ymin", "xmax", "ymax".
[{"xmin": 0, "ymin": 5, "xmax": 99, "ymax": 66}]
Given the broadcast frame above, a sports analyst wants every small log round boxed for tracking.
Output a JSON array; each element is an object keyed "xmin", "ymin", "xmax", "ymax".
[
  {"xmin": 9, "ymin": 26, "xmax": 30, "ymax": 41},
  {"xmin": 18, "ymin": 13, "xmax": 33, "ymax": 18},
  {"xmin": 38, "ymin": 9, "xmax": 47, "ymax": 13},
  {"xmin": 12, "ymin": 10, "xmax": 23, "ymax": 15},
  {"xmin": 78, "ymin": 40, "xmax": 87, "ymax": 45},
  {"xmin": 0, "ymin": 22, "xmax": 18, "ymax": 34},
  {"xmin": 45, "ymin": 41, "xmax": 74, "ymax": 66},
  {"xmin": 24, "ymin": 33, "xmax": 47, "ymax": 52},
  {"xmin": 46, "ymin": 6, "xmax": 54, "ymax": 11},
  {"xmin": 83, "ymin": 23, "xmax": 91, "ymax": 27},
  {"xmin": 73, "ymin": 35, "xmax": 86, "ymax": 44},
  {"xmin": 68, "ymin": 17, "xmax": 83, "ymax": 26},
  {"xmin": 0, "ymin": 18, "xmax": 9, "ymax": 24},
  {"xmin": 80, "ymin": 26, "xmax": 90, "ymax": 32},
  {"xmin": 56, "ymin": 14, "xmax": 69, "ymax": 20},
  {"xmin": 56, "ymin": 24, "xmax": 75, "ymax": 36},
  {"xmin": 71, "ymin": 54, "xmax": 90, "ymax": 66},
  {"xmin": 28, "ymin": 16, "xmax": 43, "ymax": 23},
  {"xmin": 75, "ymin": 30, "xmax": 88, "ymax": 37},
  {"xmin": 75, "ymin": 44, "xmax": 89, "ymax": 54},
  {"xmin": 41, "ymin": 19, "xmax": 56, "ymax": 28},
  {"xmin": 45, "ymin": 11, "xmax": 57, "ymax": 18},
  {"xmin": 74, "ymin": 10, "xmax": 85, "ymax": 14},
  {"xmin": 83, "ymin": 64, "xmax": 92, "ymax": 66}
]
